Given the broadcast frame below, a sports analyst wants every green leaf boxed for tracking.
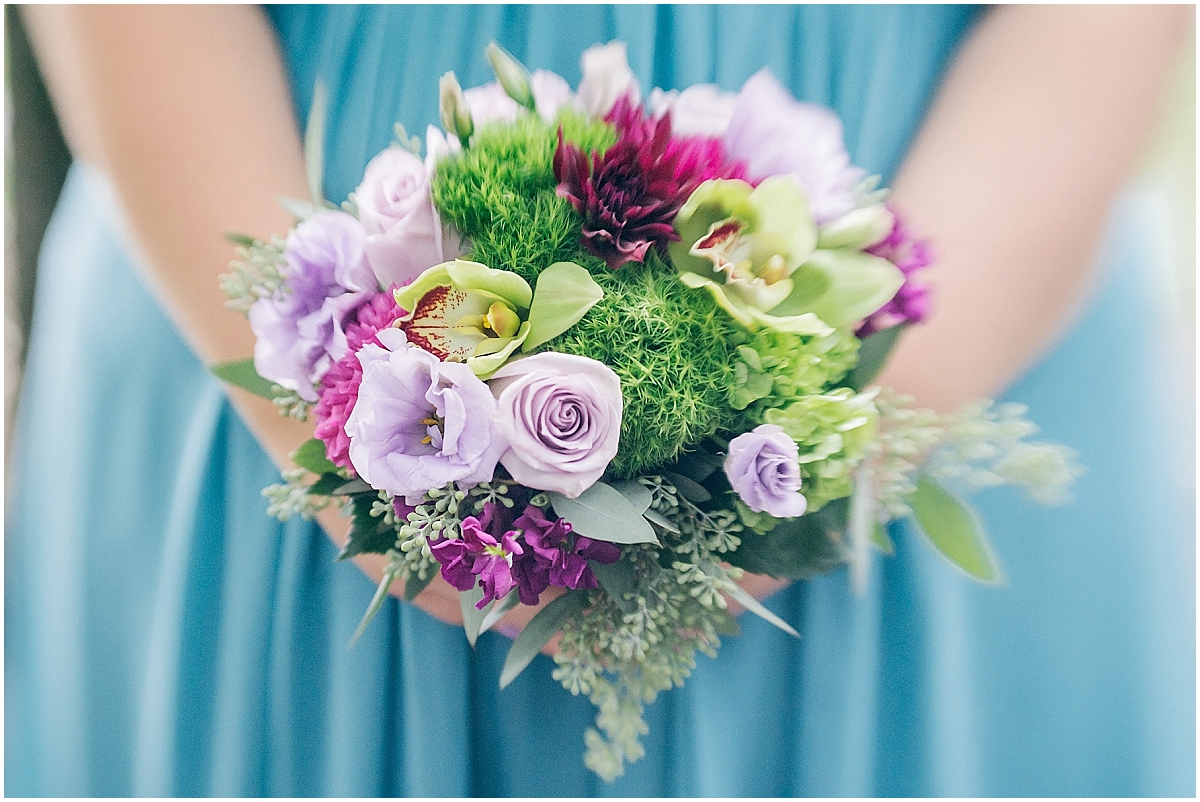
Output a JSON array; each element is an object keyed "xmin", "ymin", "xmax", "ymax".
[
  {"xmin": 499, "ymin": 590, "xmax": 589, "ymax": 689},
  {"xmin": 725, "ymin": 497, "xmax": 849, "ymax": 580},
  {"xmin": 664, "ymin": 472, "xmax": 711, "ymax": 503},
  {"xmin": 403, "ymin": 570, "xmax": 436, "ymax": 603},
  {"xmin": 910, "ymin": 475, "xmax": 1003, "ymax": 583},
  {"xmin": 548, "ymin": 482, "xmax": 658, "ymax": 545},
  {"xmin": 669, "ymin": 450, "xmax": 719, "ymax": 483},
  {"xmin": 608, "ymin": 481, "xmax": 652, "ymax": 515},
  {"xmin": 723, "ymin": 579, "xmax": 799, "ymax": 637},
  {"xmin": 847, "ymin": 324, "xmax": 907, "ymax": 391},
  {"xmin": 460, "ymin": 585, "xmax": 490, "ymax": 648},
  {"xmin": 590, "ymin": 558, "xmax": 636, "ymax": 613},
  {"xmin": 338, "ymin": 494, "xmax": 393, "ymax": 560},
  {"xmin": 290, "ymin": 438, "xmax": 337, "ymax": 475},
  {"xmin": 210, "ymin": 358, "xmax": 276, "ymax": 400},
  {"xmin": 305, "ymin": 80, "xmax": 327, "ymax": 204},
  {"xmin": 479, "ymin": 590, "xmax": 520, "ymax": 636},
  {"xmin": 643, "ymin": 508, "xmax": 680, "ymax": 534},
  {"xmin": 349, "ymin": 568, "xmax": 397, "ymax": 647},
  {"xmin": 309, "ymin": 473, "xmax": 347, "ymax": 496},
  {"xmin": 224, "ymin": 231, "xmax": 257, "ymax": 248},
  {"xmin": 278, "ymin": 196, "xmax": 320, "ymax": 222},
  {"xmin": 872, "ymin": 521, "xmax": 895, "ymax": 556},
  {"xmin": 331, "ymin": 478, "xmax": 371, "ymax": 496},
  {"xmin": 522, "ymin": 262, "xmax": 604, "ymax": 352}
]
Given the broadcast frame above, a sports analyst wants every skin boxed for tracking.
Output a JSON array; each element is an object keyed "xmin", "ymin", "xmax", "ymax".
[{"xmin": 22, "ymin": 4, "xmax": 1190, "ymax": 629}]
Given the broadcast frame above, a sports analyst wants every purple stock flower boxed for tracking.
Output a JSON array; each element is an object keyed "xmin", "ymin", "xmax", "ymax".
[
  {"xmin": 857, "ymin": 208, "xmax": 934, "ymax": 337},
  {"xmin": 724, "ymin": 424, "xmax": 808, "ymax": 518},
  {"xmin": 510, "ymin": 504, "xmax": 621, "ymax": 605},
  {"xmin": 344, "ymin": 327, "xmax": 506, "ymax": 504},
  {"xmin": 249, "ymin": 211, "xmax": 378, "ymax": 401},
  {"xmin": 430, "ymin": 504, "xmax": 524, "ymax": 608},
  {"xmin": 553, "ymin": 95, "xmax": 744, "ymax": 269}
]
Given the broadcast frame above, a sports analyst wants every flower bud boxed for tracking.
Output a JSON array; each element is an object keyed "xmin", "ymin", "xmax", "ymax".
[
  {"xmin": 485, "ymin": 42, "xmax": 535, "ymax": 111},
  {"xmin": 439, "ymin": 72, "xmax": 474, "ymax": 146}
]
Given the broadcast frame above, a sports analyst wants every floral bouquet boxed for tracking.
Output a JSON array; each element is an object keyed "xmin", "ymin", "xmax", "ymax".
[{"xmin": 215, "ymin": 42, "xmax": 1080, "ymax": 780}]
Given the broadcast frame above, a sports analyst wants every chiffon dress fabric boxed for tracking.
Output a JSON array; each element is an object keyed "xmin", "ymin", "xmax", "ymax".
[{"xmin": 6, "ymin": 4, "xmax": 1194, "ymax": 797}]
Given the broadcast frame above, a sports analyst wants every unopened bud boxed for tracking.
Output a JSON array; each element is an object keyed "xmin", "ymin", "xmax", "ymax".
[
  {"xmin": 485, "ymin": 42, "xmax": 534, "ymax": 111},
  {"xmin": 439, "ymin": 72, "xmax": 474, "ymax": 147}
]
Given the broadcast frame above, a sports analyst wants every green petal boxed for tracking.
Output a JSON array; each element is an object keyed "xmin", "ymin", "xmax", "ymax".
[
  {"xmin": 671, "ymin": 179, "xmax": 754, "ymax": 277},
  {"xmin": 799, "ymin": 249, "xmax": 904, "ymax": 328},
  {"xmin": 746, "ymin": 175, "xmax": 818, "ymax": 268},
  {"xmin": 468, "ymin": 321, "xmax": 531, "ymax": 377},
  {"xmin": 522, "ymin": 262, "xmax": 604, "ymax": 352},
  {"xmin": 817, "ymin": 203, "xmax": 894, "ymax": 250},
  {"xmin": 446, "ymin": 259, "xmax": 533, "ymax": 310},
  {"xmin": 394, "ymin": 263, "xmax": 453, "ymax": 311}
]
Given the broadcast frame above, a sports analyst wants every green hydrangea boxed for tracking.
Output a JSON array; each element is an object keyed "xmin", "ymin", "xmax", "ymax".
[
  {"xmin": 762, "ymin": 388, "xmax": 879, "ymax": 511},
  {"xmin": 728, "ymin": 327, "xmax": 860, "ymax": 416}
]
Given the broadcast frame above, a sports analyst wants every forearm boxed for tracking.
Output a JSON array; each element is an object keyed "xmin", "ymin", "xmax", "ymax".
[{"xmin": 878, "ymin": 5, "xmax": 1190, "ymax": 410}]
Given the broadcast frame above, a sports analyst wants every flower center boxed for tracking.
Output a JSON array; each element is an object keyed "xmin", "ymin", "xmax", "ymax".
[{"xmin": 420, "ymin": 413, "xmax": 445, "ymax": 447}]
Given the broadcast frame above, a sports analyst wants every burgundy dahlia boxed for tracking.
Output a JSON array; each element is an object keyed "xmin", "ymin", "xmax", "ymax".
[
  {"xmin": 554, "ymin": 94, "xmax": 745, "ymax": 269},
  {"xmin": 313, "ymin": 289, "xmax": 405, "ymax": 470},
  {"xmin": 857, "ymin": 209, "xmax": 934, "ymax": 338}
]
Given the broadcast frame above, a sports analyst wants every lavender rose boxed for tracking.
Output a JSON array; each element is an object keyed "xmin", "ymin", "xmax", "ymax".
[
  {"xmin": 249, "ymin": 211, "xmax": 375, "ymax": 401},
  {"xmin": 489, "ymin": 352, "xmax": 622, "ymax": 498},
  {"xmin": 345, "ymin": 327, "xmax": 506, "ymax": 503},
  {"xmin": 354, "ymin": 146, "xmax": 460, "ymax": 289},
  {"xmin": 724, "ymin": 69, "xmax": 864, "ymax": 225},
  {"xmin": 724, "ymin": 424, "xmax": 808, "ymax": 518}
]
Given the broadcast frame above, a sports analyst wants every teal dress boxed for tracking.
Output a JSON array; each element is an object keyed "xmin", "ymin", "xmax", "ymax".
[{"xmin": 6, "ymin": 5, "xmax": 1194, "ymax": 796}]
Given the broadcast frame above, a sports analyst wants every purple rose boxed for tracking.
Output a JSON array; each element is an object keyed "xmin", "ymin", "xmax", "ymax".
[
  {"xmin": 345, "ymin": 327, "xmax": 506, "ymax": 504},
  {"xmin": 489, "ymin": 352, "xmax": 623, "ymax": 498},
  {"xmin": 723, "ymin": 69, "xmax": 864, "ymax": 225},
  {"xmin": 354, "ymin": 146, "xmax": 460, "ymax": 289},
  {"xmin": 724, "ymin": 424, "xmax": 808, "ymax": 518},
  {"xmin": 249, "ymin": 211, "xmax": 375, "ymax": 401}
]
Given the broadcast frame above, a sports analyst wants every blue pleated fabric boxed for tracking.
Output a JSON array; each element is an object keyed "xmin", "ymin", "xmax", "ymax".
[{"xmin": 6, "ymin": 5, "xmax": 1194, "ymax": 796}]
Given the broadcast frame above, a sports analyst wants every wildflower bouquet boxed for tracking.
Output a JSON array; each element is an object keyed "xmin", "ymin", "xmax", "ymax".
[{"xmin": 215, "ymin": 42, "xmax": 1080, "ymax": 780}]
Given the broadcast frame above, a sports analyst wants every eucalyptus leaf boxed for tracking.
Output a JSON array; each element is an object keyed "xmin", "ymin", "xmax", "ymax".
[
  {"xmin": 291, "ymin": 438, "xmax": 337, "ymax": 475},
  {"xmin": 210, "ymin": 358, "xmax": 277, "ymax": 400},
  {"xmin": 664, "ymin": 472, "xmax": 711, "ymax": 503},
  {"xmin": 669, "ymin": 451, "xmax": 719, "ymax": 483},
  {"xmin": 549, "ymin": 483, "xmax": 658, "ymax": 545},
  {"xmin": 479, "ymin": 590, "xmax": 520, "ymax": 635},
  {"xmin": 305, "ymin": 81, "xmax": 327, "ymax": 204},
  {"xmin": 872, "ymin": 521, "xmax": 895, "ymax": 556},
  {"xmin": 224, "ymin": 231, "xmax": 257, "ymax": 248},
  {"xmin": 643, "ymin": 508, "xmax": 680, "ymax": 534},
  {"xmin": 725, "ymin": 497, "xmax": 849, "ymax": 580},
  {"xmin": 499, "ymin": 590, "xmax": 589, "ymax": 689},
  {"xmin": 724, "ymin": 580, "xmax": 799, "ymax": 638},
  {"xmin": 609, "ymin": 481, "xmax": 652, "ymax": 515},
  {"xmin": 278, "ymin": 196, "xmax": 320, "ymax": 222},
  {"xmin": 337, "ymin": 494, "xmax": 393, "ymax": 560},
  {"xmin": 460, "ymin": 585, "xmax": 490, "ymax": 647},
  {"xmin": 910, "ymin": 475, "xmax": 1003, "ymax": 584},
  {"xmin": 403, "ymin": 570, "xmax": 436, "ymax": 603},
  {"xmin": 331, "ymin": 478, "xmax": 372, "ymax": 496},
  {"xmin": 522, "ymin": 261, "xmax": 604, "ymax": 352},
  {"xmin": 847, "ymin": 324, "xmax": 907, "ymax": 391},
  {"xmin": 590, "ymin": 559, "xmax": 636, "ymax": 613},
  {"xmin": 349, "ymin": 569, "xmax": 397, "ymax": 647}
]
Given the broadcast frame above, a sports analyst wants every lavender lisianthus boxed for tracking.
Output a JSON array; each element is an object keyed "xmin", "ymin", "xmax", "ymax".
[
  {"xmin": 345, "ymin": 327, "xmax": 506, "ymax": 504},
  {"xmin": 490, "ymin": 352, "xmax": 623, "ymax": 498},
  {"xmin": 724, "ymin": 69, "xmax": 864, "ymax": 225},
  {"xmin": 354, "ymin": 146, "xmax": 462, "ymax": 289},
  {"xmin": 249, "ymin": 211, "xmax": 375, "ymax": 402},
  {"xmin": 724, "ymin": 424, "xmax": 808, "ymax": 518}
]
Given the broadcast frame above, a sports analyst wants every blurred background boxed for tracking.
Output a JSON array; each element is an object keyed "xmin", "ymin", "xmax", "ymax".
[{"xmin": 3, "ymin": 8, "xmax": 1195, "ymax": 462}]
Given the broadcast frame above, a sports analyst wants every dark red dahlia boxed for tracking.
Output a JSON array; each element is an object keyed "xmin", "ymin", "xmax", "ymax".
[
  {"xmin": 554, "ymin": 94, "xmax": 746, "ymax": 269},
  {"xmin": 313, "ymin": 290, "xmax": 405, "ymax": 470}
]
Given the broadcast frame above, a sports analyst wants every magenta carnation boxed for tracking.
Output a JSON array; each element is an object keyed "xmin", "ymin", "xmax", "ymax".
[
  {"xmin": 313, "ymin": 290, "xmax": 405, "ymax": 470},
  {"xmin": 554, "ymin": 94, "xmax": 745, "ymax": 269},
  {"xmin": 857, "ymin": 208, "xmax": 934, "ymax": 337}
]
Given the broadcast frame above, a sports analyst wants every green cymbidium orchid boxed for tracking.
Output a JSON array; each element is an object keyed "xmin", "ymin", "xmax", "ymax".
[
  {"xmin": 671, "ymin": 177, "xmax": 904, "ymax": 333},
  {"xmin": 395, "ymin": 259, "xmax": 602, "ymax": 377}
]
